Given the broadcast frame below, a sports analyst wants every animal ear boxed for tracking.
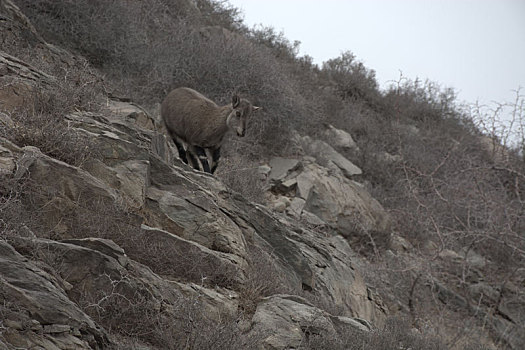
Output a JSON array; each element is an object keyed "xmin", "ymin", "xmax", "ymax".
[{"xmin": 232, "ymin": 94, "xmax": 240, "ymax": 108}]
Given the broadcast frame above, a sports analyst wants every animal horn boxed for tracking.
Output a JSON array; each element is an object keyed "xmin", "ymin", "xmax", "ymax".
[
  {"xmin": 232, "ymin": 94, "xmax": 241, "ymax": 108},
  {"xmin": 253, "ymin": 106, "xmax": 261, "ymax": 111},
  {"xmin": 232, "ymin": 94, "xmax": 240, "ymax": 108}
]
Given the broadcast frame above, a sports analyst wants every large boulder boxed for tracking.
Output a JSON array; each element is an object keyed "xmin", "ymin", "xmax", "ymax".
[
  {"xmin": 0, "ymin": 51, "xmax": 54, "ymax": 113},
  {"xmin": 322, "ymin": 123, "xmax": 359, "ymax": 152},
  {"xmin": 266, "ymin": 157, "xmax": 392, "ymax": 248},
  {"xmin": 297, "ymin": 134, "xmax": 362, "ymax": 178},
  {"xmin": 0, "ymin": 240, "xmax": 109, "ymax": 349},
  {"xmin": 220, "ymin": 195, "xmax": 388, "ymax": 325},
  {"xmin": 250, "ymin": 294, "xmax": 370, "ymax": 349}
]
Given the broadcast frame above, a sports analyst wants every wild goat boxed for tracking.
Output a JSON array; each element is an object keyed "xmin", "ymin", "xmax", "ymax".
[{"xmin": 161, "ymin": 87, "xmax": 260, "ymax": 173}]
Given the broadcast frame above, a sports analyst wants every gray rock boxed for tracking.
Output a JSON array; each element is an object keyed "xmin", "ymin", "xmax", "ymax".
[
  {"xmin": 431, "ymin": 278, "xmax": 469, "ymax": 309},
  {"xmin": 299, "ymin": 136, "xmax": 362, "ymax": 178},
  {"xmin": 258, "ymin": 164, "xmax": 271, "ymax": 177},
  {"xmin": 250, "ymin": 294, "xmax": 369, "ymax": 349},
  {"xmin": 105, "ymin": 99, "xmax": 155, "ymax": 132},
  {"xmin": 269, "ymin": 157, "xmax": 301, "ymax": 181},
  {"xmin": 43, "ymin": 324, "xmax": 71, "ymax": 334},
  {"xmin": 330, "ymin": 315, "xmax": 371, "ymax": 332},
  {"xmin": 322, "ymin": 124, "xmax": 359, "ymax": 151},
  {"xmin": 0, "ymin": 3, "xmax": 394, "ymax": 349},
  {"xmin": 174, "ymin": 281, "xmax": 238, "ymax": 318},
  {"xmin": 296, "ymin": 167, "xmax": 316, "ymax": 200},
  {"xmin": 139, "ymin": 224, "xmax": 246, "ymax": 284},
  {"xmin": 468, "ymin": 283, "xmax": 499, "ymax": 305},
  {"xmin": 0, "ymin": 144, "xmax": 15, "ymax": 175},
  {"xmin": 61, "ymin": 237, "xmax": 130, "ymax": 267},
  {"xmin": 2, "ymin": 103, "xmax": 387, "ymax": 349},
  {"xmin": 287, "ymin": 197, "xmax": 306, "ymax": 217},
  {"xmin": 144, "ymin": 180, "xmax": 248, "ymax": 259},
  {"xmin": 272, "ymin": 178, "xmax": 298, "ymax": 195},
  {"xmin": 0, "ymin": 240, "xmax": 108, "ymax": 348},
  {"xmin": 219, "ymin": 195, "xmax": 387, "ymax": 325},
  {"xmin": 301, "ymin": 210, "xmax": 327, "ymax": 227},
  {"xmin": 297, "ymin": 163, "xmax": 391, "ymax": 239}
]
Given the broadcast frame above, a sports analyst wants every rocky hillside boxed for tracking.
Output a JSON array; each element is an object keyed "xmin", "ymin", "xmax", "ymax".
[{"xmin": 1, "ymin": 0, "xmax": 524, "ymax": 349}]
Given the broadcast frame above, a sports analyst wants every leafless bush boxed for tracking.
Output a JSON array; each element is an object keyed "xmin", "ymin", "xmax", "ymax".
[
  {"xmin": 351, "ymin": 78, "xmax": 525, "ymax": 349},
  {"xmin": 299, "ymin": 316, "xmax": 450, "ymax": 350},
  {"xmin": 248, "ymin": 25, "xmax": 302, "ymax": 62},
  {"xmin": 9, "ymin": 1, "xmax": 525, "ymax": 347},
  {"xmin": 0, "ymin": 174, "xmax": 239, "ymax": 288},
  {"xmin": 78, "ymin": 272, "xmax": 260, "ymax": 349},
  {"xmin": 0, "ymin": 173, "xmax": 264, "ymax": 348},
  {"xmin": 18, "ymin": 0, "xmax": 323, "ymax": 157},
  {"xmin": 215, "ymin": 153, "xmax": 265, "ymax": 203},
  {"xmin": 321, "ymin": 51, "xmax": 381, "ymax": 107},
  {"xmin": 118, "ymin": 226, "xmax": 239, "ymax": 288},
  {"xmin": 0, "ymin": 174, "xmax": 30, "ymax": 242},
  {"xmin": 238, "ymin": 242, "xmax": 293, "ymax": 315},
  {"xmin": 192, "ymin": 0, "xmax": 244, "ymax": 31},
  {"xmin": 0, "ymin": 70, "xmax": 102, "ymax": 167},
  {"xmin": 71, "ymin": 202, "xmax": 238, "ymax": 288}
]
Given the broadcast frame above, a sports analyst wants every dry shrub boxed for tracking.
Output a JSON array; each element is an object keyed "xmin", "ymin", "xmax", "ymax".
[
  {"xmin": 0, "ymin": 174, "xmax": 26, "ymax": 242},
  {"xmin": 300, "ymin": 316, "xmax": 451, "ymax": 350},
  {"xmin": 76, "ymin": 273, "xmax": 260, "ymax": 349},
  {"xmin": 76, "ymin": 202, "xmax": 237, "ymax": 287},
  {"xmin": 215, "ymin": 152, "xmax": 265, "ymax": 203},
  {"xmin": 321, "ymin": 51, "xmax": 381, "ymax": 107},
  {"xmin": 0, "ymin": 176, "xmax": 263, "ymax": 349},
  {"xmin": 9, "ymin": 2, "xmax": 525, "ymax": 348},
  {"xmin": 119, "ymin": 226, "xmax": 240, "ymax": 288},
  {"xmin": 156, "ymin": 302, "xmax": 261, "ymax": 350},
  {"xmin": 0, "ymin": 174, "xmax": 238, "ymax": 288},
  {"xmin": 238, "ymin": 242, "xmax": 293, "ymax": 315},
  {"xmin": 17, "ymin": 0, "xmax": 320, "ymax": 155},
  {"xmin": 0, "ymin": 65, "xmax": 103, "ymax": 167}
]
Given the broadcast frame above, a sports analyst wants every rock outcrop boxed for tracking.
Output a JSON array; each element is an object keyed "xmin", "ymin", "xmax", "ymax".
[
  {"xmin": 2, "ymin": 1, "xmax": 523, "ymax": 349},
  {"xmin": 264, "ymin": 152, "xmax": 392, "ymax": 251},
  {"xmin": 0, "ymin": 101, "xmax": 387, "ymax": 347},
  {"xmin": 0, "ymin": 240, "xmax": 108, "ymax": 349},
  {"xmin": 0, "ymin": 6, "xmax": 388, "ymax": 344},
  {"xmin": 251, "ymin": 294, "xmax": 370, "ymax": 349}
]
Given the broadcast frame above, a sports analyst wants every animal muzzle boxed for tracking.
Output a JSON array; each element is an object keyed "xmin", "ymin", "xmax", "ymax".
[{"xmin": 236, "ymin": 127, "xmax": 245, "ymax": 137}]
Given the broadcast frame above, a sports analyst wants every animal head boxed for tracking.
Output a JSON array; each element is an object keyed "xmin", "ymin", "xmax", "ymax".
[{"xmin": 227, "ymin": 93, "xmax": 260, "ymax": 137}]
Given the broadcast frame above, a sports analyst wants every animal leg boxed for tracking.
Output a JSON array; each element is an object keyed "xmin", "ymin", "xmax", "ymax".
[
  {"xmin": 194, "ymin": 146, "xmax": 211, "ymax": 173},
  {"xmin": 172, "ymin": 136, "xmax": 188, "ymax": 164},
  {"xmin": 210, "ymin": 147, "xmax": 221, "ymax": 174},
  {"xmin": 204, "ymin": 148, "xmax": 215, "ymax": 174},
  {"xmin": 185, "ymin": 147, "xmax": 201, "ymax": 171}
]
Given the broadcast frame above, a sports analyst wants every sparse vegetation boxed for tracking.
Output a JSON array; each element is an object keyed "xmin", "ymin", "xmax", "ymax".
[
  {"xmin": 0, "ymin": 174, "xmax": 265, "ymax": 347},
  {"xmin": 298, "ymin": 315, "xmax": 491, "ymax": 350},
  {"xmin": 2, "ymin": 0, "xmax": 524, "ymax": 348},
  {"xmin": 238, "ymin": 242, "xmax": 293, "ymax": 315}
]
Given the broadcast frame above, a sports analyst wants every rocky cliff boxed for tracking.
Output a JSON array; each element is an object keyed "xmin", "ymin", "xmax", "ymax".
[
  {"xmin": 0, "ymin": 1, "xmax": 391, "ymax": 348},
  {"xmin": 1, "ymin": 1, "xmax": 524, "ymax": 349}
]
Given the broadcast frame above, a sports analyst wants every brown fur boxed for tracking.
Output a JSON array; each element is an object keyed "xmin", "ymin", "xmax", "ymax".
[{"xmin": 161, "ymin": 87, "xmax": 259, "ymax": 173}]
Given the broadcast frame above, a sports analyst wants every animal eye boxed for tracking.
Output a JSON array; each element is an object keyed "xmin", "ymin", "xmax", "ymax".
[{"xmin": 236, "ymin": 111, "xmax": 241, "ymax": 117}]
